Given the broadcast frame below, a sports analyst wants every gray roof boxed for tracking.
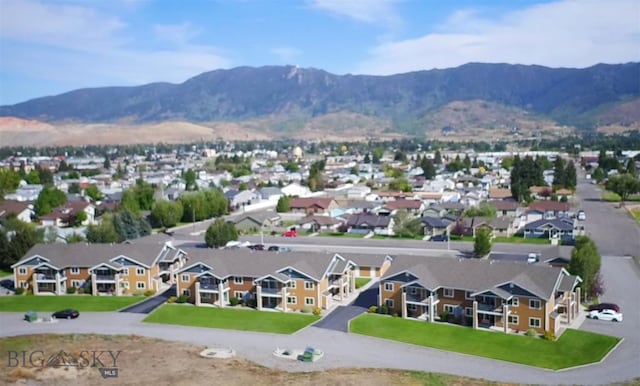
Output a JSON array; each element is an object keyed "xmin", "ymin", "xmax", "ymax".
[
  {"xmin": 524, "ymin": 218, "xmax": 574, "ymax": 231},
  {"xmin": 540, "ymin": 245, "xmax": 574, "ymax": 261},
  {"xmin": 337, "ymin": 253, "xmax": 391, "ymax": 267},
  {"xmin": 381, "ymin": 255, "xmax": 571, "ymax": 300},
  {"xmin": 178, "ymin": 248, "xmax": 345, "ymax": 282},
  {"xmin": 15, "ymin": 243, "xmax": 174, "ymax": 269}
]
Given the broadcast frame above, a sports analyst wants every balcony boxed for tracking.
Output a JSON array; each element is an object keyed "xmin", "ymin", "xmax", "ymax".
[
  {"xmin": 34, "ymin": 273, "xmax": 65, "ymax": 282},
  {"xmin": 260, "ymin": 286, "xmax": 284, "ymax": 296},
  {"xmin": 199, "ymin": 281, "xmax": 224, "ymax": 292},
  {"xmin": 94, "ymin": 274, "xmax": 116, "ymax": 282},
  {"xmin": 477, "ymin": 302, "xmax": 505, "ymax": 315},
  {"xmin": 406, "ymin": 291, "xmax": 439, "ymax": 305}
]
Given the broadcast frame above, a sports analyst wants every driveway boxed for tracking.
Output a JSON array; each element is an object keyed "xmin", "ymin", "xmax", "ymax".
[
  {"xmin": 313, "ymin": 286, "xmax": 379, "ymax": 332},
  {"xmin": 119, "ymin": 285, "xmax": 176, "ymax": 314}
]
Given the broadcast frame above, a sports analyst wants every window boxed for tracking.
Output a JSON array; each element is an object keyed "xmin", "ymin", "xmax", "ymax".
[
  {"xmin": 443, "ymin": 304, "xmax": 456, "ymax": 313},
  {"xmin": 409, "ymin": 287, "xmax": 417, "ymax": 294},
  {"xmin": 120, "ymin": 282, "xmax": 129, "ymax": 289},
  {"xmin": 234, "ymin": 291, "xmax": 245, "ymax": 300},
  {"xmin": 408, "ymin": 304, "xmax": 417, "ymax": 311},
  {"xmin": 508, "ymin": 315, "xmax": 519, "ymax": 325},
  {"xmin": 18, "ymin": 267, "xmax": 27, "ymax": 275},
  {"xmin": 304, "ymin": 281, "xmax": 314, "ymax": 290},
  {"xmin": 287, "ymin": 296, "xmax": 297, "ymax": 304},
  {"xmin": 305, "ymin": 297, "xmax": 314, "ymax": 305},
  {"xmin": 234, "ymin": 276, "xmax": 243, "ymax": 285},
  {"xmin": 122, "ymin": 268, "xmax": 129, "ymax": 275},
  {"xmin": 19, "ymin": 281, "xmax": 27, "ymax": 288},
  {"xmin": 136, "ymin": 282, "xmax": 145, "ymax": 289},
  {"xmin": 70, "ymin": 267, "xmax": 80, "ymax": 275},
  {"xmin": 181, "ymin": 274, "xmax": 190, "ymax": 283},
  {"xmin": 529, "ymin": 299, "xmax": 541, "ymax": 310},
  {"xmin": 287, "ymin": 281, "xmax": 296, "ymax": 289},
  {"xmin": 182, "ymin": 289, "xmax": 190, "ymax": 297},
  {"xmin": 465, "ymin": 291, "xmax": 474, "ymax": 300},
  {"xmin": 201, "ymin": 292, "xmax": 211, "ymax": 299},
  {"xmin": 384, "ymin": 282, "xmax": 394, "ymax": 291},
  {"xmin": 136, "ymin": 268, "xmax": 145, "ymax": 276},
  {"xmin": 384, "ymin": 299, "xmax": 394, "ymax": 308},
  {"xmin": 465, "ymin": 307, "xmax": 473, "ymax": 317},
  {"xmin": 71, "ymin": 280, "xmax": 82, "ymax": 288},
  {"xmin": 510, "ymin": 297, "xmax": 519, "ymax": 307},
  {"xmin": 443, "ymin": 288, "xmax": 454, "ymax": 298},
  {"xmin": 529, "ymin": 317, "xmax": 541, "ymax": 328}
]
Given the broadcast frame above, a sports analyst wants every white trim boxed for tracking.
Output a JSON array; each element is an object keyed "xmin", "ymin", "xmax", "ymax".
[
  {"xmin": 234, "ymin": 276, "xmax": 243, "ymax": 285},
  {"xmin": 465, "ymin": 290, "xmax": 474, "ymax": 300},
  {"xmin": 70, "ymin": 267, "xmax": 80, "ymax": 275},
  {"xmin": 287, "ymin": 296, "xmax": 297, "ymax": 304},
  {"xmin": 182, "ymin": 289, "xmax": 190, "ymax": 296},
  {"xmin": 511, "ymin": 297, "xmax": 519, "ymax": 307},
  {"xmin": 384, "ymin": 282, "xmax": 394, "ymax": 291},
  {"xmin": 287, "ymin": 281, "xmax": 297, "ymax": 289},
  {"xmin": 508, "ymin": 315, "xmax": 519, "ymax": 325},
  {"xmin": 181, "ymin": 274, "xmax": 190, "ymax": 283},
  {"xmin": 529, "ymin": 299, "xmax": 542, "ymax": 310},
  {"xmin": 18, "ymin": 267, "xmax": 27, "ymax": 275},
  {"xmin": 136, "ymin": 281, "xmax": 145, "ymax": 289},
  {"xmin": 304, "ymin": 281, "xmax": 314, "ymax": 290},
  {"xmin": 443, "ymin": 304, "xmax": 456, "ymax": 313},
  {"xmin": 136, "ymin": 268, "xmax": 145, "ymax": 276},
  {"xmin": 384, "ymin": 298, "xmax": 394, "ymax": 308},
  {"xmin": 234, "ymin": 291, "xmax": 245, "ymax": 299},
  {"xmin": 529, "ymin": 317, "xmax": 541, "ymax": 328},
  {"xmin": 304, "ymin": 297, "xmax": 314, "ymax": 305},
  {"xmin": 443, "ymin": 288, "xmax": 454, "ymax": 298}
]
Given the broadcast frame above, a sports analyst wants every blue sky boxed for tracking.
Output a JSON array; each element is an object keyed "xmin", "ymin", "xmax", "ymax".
[{"xmin": 0, "ymin": 0, "xmax": 638, "ymax": 105}]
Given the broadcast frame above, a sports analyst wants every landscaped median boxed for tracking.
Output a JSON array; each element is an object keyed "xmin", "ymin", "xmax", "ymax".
[
  {"xmin": 143, "ymin": 304, "xmax": 320, "ymax": 334},
  {"xmin": 350, "ymin": 314, "xmax": 620, "ymax": 370},
  {"xmin": 0, "ymin": 295, "xmax": 142, "ymax": 312}
]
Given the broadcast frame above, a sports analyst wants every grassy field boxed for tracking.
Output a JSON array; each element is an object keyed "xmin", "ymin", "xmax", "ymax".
[
  {"xmin": 144, "ymin": 305, "xmax": 320, "ymax": 334},
  {"xmin": 0, "ymin": 295, "xmax": 142, "ymax": 312},
  {"xmin": 602, "ymin": 192, "xmax": 622, "ymax": 202},
  {"xmin": 628, "ymin": 206, "xmax": 640, "ymax": 222},
  {"xmin": 0, "ymin": 268, "xmax": 12, "ymax": 278},
  {"xmin": 350, "ymin": 314, "xmax": 620, "ymax": 370},
  {"xmin": 355, "ymin": 278, "xmax": 372, "ymax": 289}
]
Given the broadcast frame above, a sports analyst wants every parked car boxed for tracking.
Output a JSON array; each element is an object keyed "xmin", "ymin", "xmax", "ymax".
[
  {"xmin": 588, "ymin": 303, "xmax": 620, "ymax": 312},
  {"xmin": 0, "ymin": 279, "xmax": 15, "ymax": 291},
  {"xmin": 51, "ymin": 309, "xmax": 80, "ymax": 319},
  {"xmin": 527, "ymin": 253, "xmax": 539, "ymax": 264},
  {"xmin": 430, "ymin": 234, "xmax": 449, "ymax": 242},
  {"xmin": 249, "ymin": 244, "xmax": 265, "ymax": 251},
  {"xmin": 577, "ymin": 210, "xmax": 586, "ymax": 221},
  {"xmin": 588, "ymin": 309, "xmax": 623, "ymax": 322},
  {"xmin": 282, "ymin": 230, "xmax": 297, "ymax": 237},
  {"xmin": 268, "ymin": 245, "xmax": 280, "ymax": 251}
]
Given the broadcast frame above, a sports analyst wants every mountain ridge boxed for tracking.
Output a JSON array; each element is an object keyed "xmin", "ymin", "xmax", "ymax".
[{"xmin": 1, "ymin": 62, "xmax": 639, "ymax": 133}]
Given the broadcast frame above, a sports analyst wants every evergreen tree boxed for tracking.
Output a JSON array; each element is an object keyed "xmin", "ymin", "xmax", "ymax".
[
  {"xmin": 86, "ymin": 214, "xmax": 119, "ymax": 243},
  {"xmin": 567, "ymin": 236, "xmax": 602, "ymax": 301},
  {"xmin": 552, "ymin": 157, "xmax": 566, "ymax": 188},
  {"xmin": 276, "ymin": 196, "xmax": 291, "ymax": 212},
  {"xmin": 420, "ymin": 157, "xmax": 436, "ymax": 179},
  {"xmin": 113, "ymin": 208, "xmax": 151, "ymax": 241},
  {"xmin": 473, "ymin": 228, "xmax": 492, "ymax": 258},
  {"xmin": 205, "ymin": 218, "xmax": 238, "ymax": 248},
  {"xmin": 434, "ymin": 149, "xmax": 442, "ymax": 165},
  {"xmin": 626, "ymin": 159, "xmax": 638, "ymax": 178},
  {"xmin": 564, "ymin": 160, "xmax": 577, "ymax": 190}
]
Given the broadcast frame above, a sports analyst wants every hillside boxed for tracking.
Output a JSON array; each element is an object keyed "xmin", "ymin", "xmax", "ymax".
[{"xmin": 0, "ymin": 63, "xmax": 639, "ymax": 142}]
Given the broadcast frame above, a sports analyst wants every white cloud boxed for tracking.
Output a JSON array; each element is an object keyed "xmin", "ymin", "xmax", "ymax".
[
  {"xmin": 0, "ymin": 0, "xmax": 230, "ymax": 98},
  {"xmin": 270, "ymin": 46, "xmax": 301, "ymax": 64},
  {"xmin": 355, "ymin": 0, "xmax": 640, "ymax": 75},
  {"xmin": 308, "ymin": 0, "xmax": 401, "ymax": 27},
  {"xmin": 154, "ymin": 22, "xmax": 201, "ymax": 46}
]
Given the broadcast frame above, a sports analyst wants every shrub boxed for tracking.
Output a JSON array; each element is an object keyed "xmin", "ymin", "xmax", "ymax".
[
  {"xmin": 229, "ymin": 297, "xmax": 240, "ymax": 307},
  {"xmin": 379, "ymin": 304, "xmax": 390, "ymax": 315},
  {"xmin": 166, "ymin": 296, "xmax": 177, "ymax": 304},
  {"xmin": 525, "ymin": 328, "xmax": 537, "ymax": 337},
  {"xmin": 368, "ymin": 306, "xmax": 378, "ymax": 313},
  {"xmin": 133, "ymin": 289, "xmax": 145, "ymax": 296},
  {"xmin": 312, "ymin": 307, "xmax": 321, "ymax": 316},
  {"xmin": 439, "ymin": 310, "xmax": 450, "ymax": 322},
  {"xmin": 301, "ymin": 306, "xmax": 313, "ymax": 313},
  {"xmin": 14, "ymin": 288, "xmax": 24, "ymax": 295},
  {"xmin": 543, "ymin": 331, "xmax": 556, "ymax": 341},
  {"xmin": 66, "ymin": 286, "xmax": 77, "ymax": 294},
  {"xmin": 77, "ymin": 288, "xmax": 84, "ymax": 294},
  {"xmin": 144, "ymin": 290, "xmax": 156, "ymax": 297},
  {"xmin": 175, "ymin": 294, "xmax": 189, "ymax": 304}
]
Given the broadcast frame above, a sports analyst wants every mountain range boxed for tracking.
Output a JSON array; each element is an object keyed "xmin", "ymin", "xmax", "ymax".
[{"xmin": 1, "ymin": 62, "xmax": 639, "ymax": 144}]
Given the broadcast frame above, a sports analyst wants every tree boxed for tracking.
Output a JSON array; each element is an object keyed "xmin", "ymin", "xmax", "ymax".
[
  {"xmin": 590, "ymin": 271, "xmax": 605, "ymax": 300},
  {"xmin": 86, "ymin": 214, "xmax": 119, "ymax": 243},
  {"xmin": 473, "ymin": 228, "xmax": 492, "ymax": 258},
  {"xmin": 462, "ymin": 154, "xmax": 472, "ymax": 171},
  {"xmin": 203, "ymin": 188, "xmax": 228, "ymax": 218},
  {"xmin": 605, "ymin": 173, "xmax": 640, "ymax": 202},
  {"xmin": 113, "ymin": 208, "xmax": 151, "ymax": 241},
  {"xmin": 68, "ymin": 183, "xmax": 81, "ymax": 194},
  {"xmin": 35, "ymin": 186, "xmax": 66, "ymax": 216},
  {"xmin": 420, "ymin": 157, "xmax": 436, "ymax": 179},
  {"xmin": 71, "ymin": 210, "xmax": 87, "ymax": 227},
  {"xmin": 626, "ymin": 159, "xmax": 638, "ymax": 178},
  {"xmin": 85, "ymin": 184, "xmax": 104, "ymax": 202},
  {"xmin": 25, "ymin": 170, "xmax": 40, "ymax": 184},
  {"xmin": 392, "ymin": 210, "xmax": 422, "ymax": 238},
  {"xmin": 592, "ymin": 167, "xmax": 606, "ymax": 182},
  {"xmin": 150, "ymin": 200, "xmax": 184, "ymax": 228},
  {"xmin": 103, "ymin": 156, "xmax": 111, "ymax": 170},
  {"xmin": 66, "ymin": 233, "xmax": 85, "ymax": 244},
  {"xmin": 433, "ymin": 149, "xmax": 442, "ymax": 165},
  {"xmin": 393, "ymin": 150, "xmax": 407, "ymax": 162},
  {"xmin": 463, "ymin": 203, "xmax": 497, "ymax": 218},
  {"xmin": 0, "ymin": 167, "xmax": 21, "ymax": 197},
  {"xmin": 276, "ymin": 196, "xmax": 291, "ymax": 212},
  {"xmin": 205, "ymin": 218, "xmax": 238, "ymax": 248},
  {"xmin": 363, "ymin": 153, "xmax": 371, "ymax": 164},
  {"xmin": 283, "ymin": 161, "xmax": 300, "ymax": 172},
  {"xmin": 567, "ymin": 236, "xmax": 601, "ymax": 301},
  {"xmin": 564, "ymin": 160, "xmax": 577, "ymax": 190},
  {"xmin": 184, "ymin": 169, "xmax": 198, "ymax": 191},
  {"xmin": 238, "ymin": 182, "xmax": 248, "ymax": 191},
  {"xmin": 388, "ymin": 177, "xmax": 411, "ymax": 192},
  {"xmin": 36, "ymin": 165, "xmax": 54, "ymax": 185},
  {"xmin": 372, "ymin": 148, "xmax": 384, "ymax": 164},
  {"xmin": 552, "ymin": 157, "xmax": 566, "ymax": 188},
  {"xmin": 0, "ymin": 219, "xmax": 44, "ymax": 270}
]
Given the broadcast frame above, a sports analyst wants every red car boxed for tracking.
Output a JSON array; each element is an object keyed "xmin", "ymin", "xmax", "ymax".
[{"xmin": 282, "ymin": 230, "xmax": 297, "ymax": 237}]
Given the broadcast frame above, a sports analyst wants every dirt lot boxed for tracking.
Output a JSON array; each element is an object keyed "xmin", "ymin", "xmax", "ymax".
[{"xmin": 0, "ymin": 334, "xmax": 513, "ymax": 386}]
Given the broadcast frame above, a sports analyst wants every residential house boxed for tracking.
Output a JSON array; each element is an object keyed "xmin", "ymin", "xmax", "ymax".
[
  {"xmin": 280, "ymin": 183, "xmax": 311, "ymax": 197},
  {"xmin": 289, "ymin": 197, "xmax": 339, "ymax": 215},
  {"xmin": 541, "ymin": 246, "xmax": 575, "ymax": 268},
  {"xmin": 489, "ymin": 187, "xmax": 513, "ymax": 200},
  {"xmin": 377, "ymin": 200, "xmax": 425, "ymax": 216},
  {"xmin": 12, "ymin": 242, "xmax": 187, "ymax": 295},
  {"xmin": 224, "ymin": 190, "xmax": 259, "ymax": 211},
  {"xmin": 176, "ymin": 249, "xmax": 357, "ymax": 311},
  {"xmin": 523, "ymin": 218, "xmax": 575, "ymax": 240},
  {"xmin": 378, "ymin": 255, "xmax": 582, "ymax": 335},
  {"xmin": 420, "ymin": 217, "xmax": 450, "ymax": 238},
  {"xmin": 489, "ymin": 201, "xmax": 522, "ymax": 218},
  {"xmin": 4, "ymin": 184, "xmax": 43, "ymax": 202},
  {"xmin": 298, "ymin": 215, "xmax": 343, "ymax": 233},
  {"xmin": 528, "ymin": 201, "xmax": 570, "ymax": 219},
  {"xmin": 258, "ymin": 187, "xmax": 283, "ymax": 202},
  {"xmin": 345, "ymin": 213, "xmax": 394, "ymax": 236},
  {"xmin": 231, "ymin": 212, "xmax": 281, "ymax": 233},
  {"xmin": 39, "ymin": 201, "xmax": 95, "ymax": 227},
  {"xmin": 0, "ymin": 200, "xmax": 34, "ymax": 223},
  {"xmin": 441, "ymin": 201, "xmax": 466, "ymax": 216},
  {"xmin": 341, "ymin": 253, "xmax": 394, "ymax": 279}
]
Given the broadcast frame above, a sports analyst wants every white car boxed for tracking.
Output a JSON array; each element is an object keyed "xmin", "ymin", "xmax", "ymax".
[
  {"xmin": 577, "ymin": 210, "xmax": 586, "ymax": 221},
  {"xmin": 588, "ymin": 309, "xmax": 623, "ymax": 322}
]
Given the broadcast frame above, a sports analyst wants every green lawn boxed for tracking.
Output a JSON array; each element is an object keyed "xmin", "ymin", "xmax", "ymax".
[
  {"xmin": 144, "ymin": 305, "xmax": 320, "ymax": 334},
  {"xmin": 493, "ymin": 236, "xmax": 551, "ymax": 245},
  {"xmin": 0, "ymin": 268, "xmax": 13, "ymax": 278},
  {"xmin": 602, "ymin": 192, "xmax": 622, "ymax": 202},
  {"xmin": 350, "ymin": 314, "xmax": 620, "ymax": 370},
  {"xmin": 0, "ymin": 295, "xmax": 142, "ymax": 312},
  {"xmin": 355, "ymin": 278, "xmax": 371, "ymax": 289}
]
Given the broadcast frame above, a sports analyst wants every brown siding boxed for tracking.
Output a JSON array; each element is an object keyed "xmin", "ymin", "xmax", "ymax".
[
  {"xmin": 358, "ymin": 267, "xmax": 372, "ymax": 278},
  {"xmin": 502, "ymin": 296, "xmax": 548, "ymax": 333},
  {"xmin": 288, "ymin": 279, "xmax": 318, "ymax": 311},
  {"xmin": 14, "ymin": 266, "xmax": 34, "ymax": 290},
  {"xmin": 177, "ymin": 272, "xmax": 198, "ymax": 303},
  {"xmin": 380, "ymin": 280, "xmax": 402, "ymax": 315},
  {"xmin": 65, "ymin": 267, "xmax": 90, "ymax": 289},
  {"xmin": 228, "ymin": 276, "xmax": 255, "ymax": 299}
]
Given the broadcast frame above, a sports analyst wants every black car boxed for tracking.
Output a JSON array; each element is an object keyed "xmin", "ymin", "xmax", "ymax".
[
  {"xmin": 430, "ymin": 234, "xmax": 449, "ymax": 242},
  {"xmin": 249, "ymin": 244, "xmax": 265, "ymax": 251},
  {"xmin": 268, "ymin": 245, "xmax": 279, "ymax": 251},
  {"xmin": 587, "ymin": 303, "xmax": 620, "ymax": 313},
  {"xmin": 52, "ymin": 309, "xmax": 80, "ymax": 319}
]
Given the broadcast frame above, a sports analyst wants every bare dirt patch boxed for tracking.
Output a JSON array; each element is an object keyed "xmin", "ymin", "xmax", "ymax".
[{"xmin": 0, "ymin": 334, "xmax": 513, "ymax": 386}]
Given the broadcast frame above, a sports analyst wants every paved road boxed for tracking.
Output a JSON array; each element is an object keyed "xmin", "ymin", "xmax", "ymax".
[
  {"xmin": 313, "ymin": 286, "xmax": 379, "ymax": 332},
  {"xmin": 119, "ymin": 285, "xmax": 176, "ymax": 314}
]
